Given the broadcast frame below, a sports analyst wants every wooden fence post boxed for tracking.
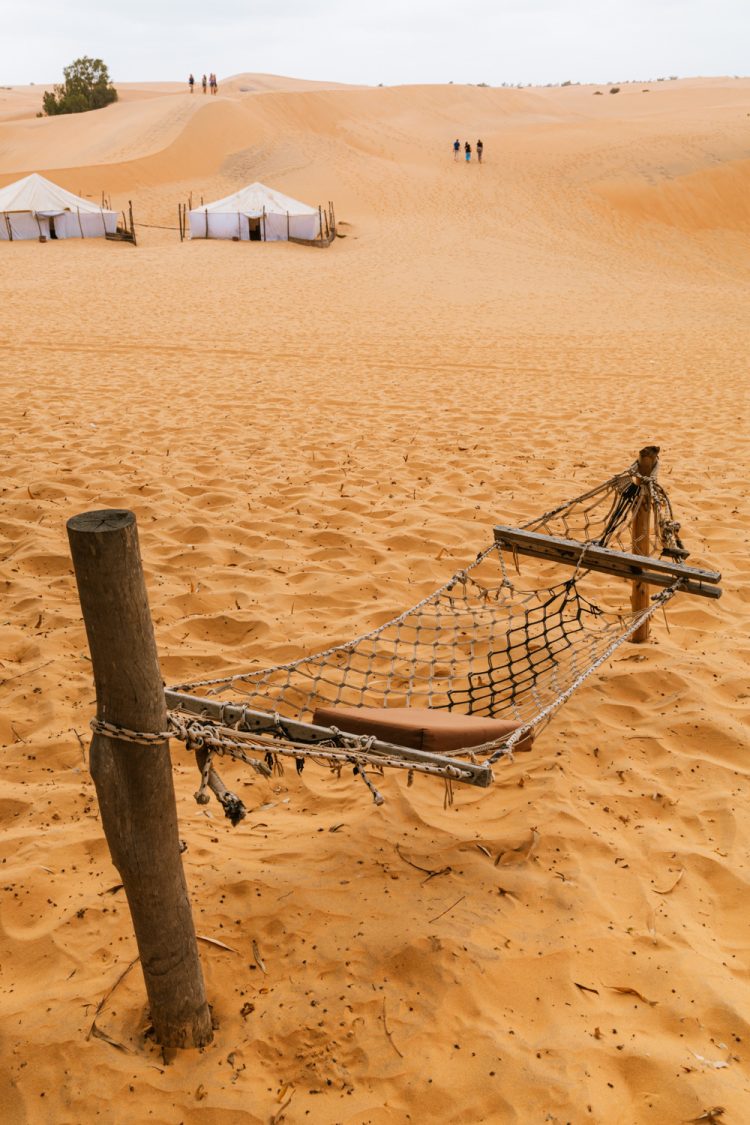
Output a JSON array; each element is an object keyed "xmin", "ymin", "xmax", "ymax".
[
  {"xmin": 67, "ymin": 509, "xmax": 213, "ymax": 1049},
  {"xmin": 630, "ymin": 445, "xmax": 660, "ymax": 643}
]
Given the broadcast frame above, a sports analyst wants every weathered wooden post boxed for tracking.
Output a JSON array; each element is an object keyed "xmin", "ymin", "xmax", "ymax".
[
  {"xmin": 630, "ymin": 444, "xmax": 660, "ymax": 643},
  {"xmin": 67, "ymin": 510, "xmax": 213, "ymax": 1049}
]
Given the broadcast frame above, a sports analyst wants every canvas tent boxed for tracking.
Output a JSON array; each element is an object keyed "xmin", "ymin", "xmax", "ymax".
[
  {"xmin": 188, "ymin": 182, "xmax": 322, "ymax": 242},
  {"xmin": 0, "ymin": 173, "xmax": 118, "ymax": 241}
]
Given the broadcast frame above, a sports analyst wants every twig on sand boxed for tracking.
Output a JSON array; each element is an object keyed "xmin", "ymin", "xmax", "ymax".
[
  {"xmin": 606, "ymin": 985, "xmax": 657, "ymax": 1006},
  {"xmin": 197, "ymin": 934, "xmax": 239, "ymax": 954},
  {"xmin": 270, "ymin": 1088, "xmax": 295, "ymax": 1125},
  {"xmin": 428, "ymin": 895, "xmax": 466, "ymax": 924},
  {"xmin": 71, "ymin": 727, "xmax": 87, "ymax": 762},
  {"xmin": 395, "ymin": 844, "xmax": 451, "ymax": 883},
  {"xmin": 87, "ymin": 955, "xmax": 141, "ymax": 1047},
  {"xmin": 252, "ymin": 939, "xmax": 267, "ymax": 973},
  {"xmin": 1, "ymin": 659, "xmax": 53, "ymax": 686},
  {"xmin": 653, "ymin": 869, "xmax": 684, "ymax": 895},
  {"xmin": 382, "ymin": 997, "xmax": 403, "ymax": 1058}
]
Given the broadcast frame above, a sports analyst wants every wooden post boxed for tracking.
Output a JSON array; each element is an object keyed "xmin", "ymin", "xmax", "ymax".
[
  {"xmin": 129, "ymin": 200, "xmax": 136, "ymax": 245},
  {"xmin": 67, "ymin": 510, "xmax": 213, "ymax": 1049},
  {"xmin": 630, "ymin": 445, "xmax": 660, "ymax": 643}
]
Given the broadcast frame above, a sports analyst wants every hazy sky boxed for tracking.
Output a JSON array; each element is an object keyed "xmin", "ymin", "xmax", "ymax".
[{"xmin": 2, "ymin": 0, "xmax": 748, "ymax": 88}]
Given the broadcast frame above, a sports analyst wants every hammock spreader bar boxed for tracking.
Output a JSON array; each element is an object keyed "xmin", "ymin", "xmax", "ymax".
[
  {"xmin": 164, "ymin": 690, "xmax": 495, "ymax": 788},
  {"xmin": 493, "ymin": 526, "xmax": 722, "ymax": 599}
]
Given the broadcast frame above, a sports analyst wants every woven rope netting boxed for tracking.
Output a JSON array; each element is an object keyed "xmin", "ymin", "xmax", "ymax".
[{"xmin": 162, "ymin": 460, "xmax": 685, "ymax": 792}]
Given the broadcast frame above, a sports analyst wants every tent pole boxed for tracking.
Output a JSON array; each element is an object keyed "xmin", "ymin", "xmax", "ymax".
[
  {"xmin": 262, "ymin": 206, "xmax": 266, "ymax": 241},
  {"xmin": 205, "ymin": 208, "xmax": 208, "ymax": 239},
  {"xmin": 100, "ymin": 208, "xmax": 106, "ymax": 236},
  {"xmin": 178, "ymin": 205, "xmax": 183, "ymax": 242},
  {"xmin": 77, "ymin": 207, "xmax": 85, "ymax": 238},
  {"xmin": 287, "ymin": 211, "xmax": 290, "ymax": 239},
  {"xmin": 3, "ymin": 212, "xmax": 11, "ymax": 241},
  {"xmin": 238, "ymin": 211, "xmax": 241, "ymax": 240}
]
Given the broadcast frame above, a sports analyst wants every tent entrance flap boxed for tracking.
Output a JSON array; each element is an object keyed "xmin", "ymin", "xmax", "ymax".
[{"xmin": 248, "ymin": 216, "xmax": 262, "ymax": 241}]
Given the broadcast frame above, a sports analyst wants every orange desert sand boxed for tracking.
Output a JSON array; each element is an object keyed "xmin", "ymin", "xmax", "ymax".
[{"xmin": 0, "ymin": 73, "xmax": 749, "ymax": 1124}]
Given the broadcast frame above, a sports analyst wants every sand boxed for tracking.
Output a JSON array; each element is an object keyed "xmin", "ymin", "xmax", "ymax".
[{"xmin": 0, "ymin": 74, "xmax": 749, "ymax": 1123}]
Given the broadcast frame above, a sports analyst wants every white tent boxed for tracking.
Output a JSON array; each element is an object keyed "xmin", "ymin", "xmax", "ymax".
[
  {"xmin": 0, "ymin": 173, "xmax": 118, "ymax": 241},
  {"xmin": 188, "ymin": 182, "xmax": 322, "ymax": 242}
]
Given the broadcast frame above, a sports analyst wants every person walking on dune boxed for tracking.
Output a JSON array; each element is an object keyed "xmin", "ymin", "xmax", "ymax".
[
  {"xmin": 477, "ymin": 139, "xmax": 484, "ymax": 163},
  {"xmin": 453, "ymin": 138, "xmax": 460, "ymax": 161},
  {"xmin": 188, "ymin": 73, "xmax": 195, "ymax": 94},
  {"xmin": 211, "ymin": 73, "xmax": 219, "ymax": 95},
  {"xmin": 202, "ymin": 73, "xmax": 207, "ymax": 94},
  {"xmin": 464, "ymin": 140, "xmax": 472, "ymax": 163}
]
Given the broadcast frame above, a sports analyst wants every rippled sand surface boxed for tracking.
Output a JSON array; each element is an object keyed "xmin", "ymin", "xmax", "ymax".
[{"xmin": 1, "ymin": 74, "xmax": 749, "ymax": 1123}]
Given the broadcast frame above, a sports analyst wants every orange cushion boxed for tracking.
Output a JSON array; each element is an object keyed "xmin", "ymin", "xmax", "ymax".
[{"xmin": 312, "ymin": 704, "xmax": 533, "ymax": 755}]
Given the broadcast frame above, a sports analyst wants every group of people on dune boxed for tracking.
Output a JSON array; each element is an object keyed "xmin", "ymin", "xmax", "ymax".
[
  {"xmin": 453, "ymin": 138, "xmax": 484, "ymax": 163},
  {"xmin": 188, "ymin": 73, "xmax": 219, "ymax": 95}
]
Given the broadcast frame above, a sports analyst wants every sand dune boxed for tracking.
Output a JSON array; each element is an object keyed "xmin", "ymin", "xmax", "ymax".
[{"xmin": 0, "ymin": 74, "xmax": 749, "ymax": 1123}]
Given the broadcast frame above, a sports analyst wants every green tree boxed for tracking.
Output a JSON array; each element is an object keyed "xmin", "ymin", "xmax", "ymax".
[{"xmin": 42, "ymin": 56, "xmax": 118, "ymax": 116}]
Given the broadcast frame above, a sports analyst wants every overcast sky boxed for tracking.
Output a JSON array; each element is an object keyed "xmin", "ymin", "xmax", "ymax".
[{"xmin": 2, "ymin": 0, "xmax": 748, "ymax": 88}]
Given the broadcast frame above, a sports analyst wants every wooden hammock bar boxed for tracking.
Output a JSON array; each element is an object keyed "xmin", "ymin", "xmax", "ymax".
[
  {"xmin": 493, "ymin": 526, "xmax": 722, "ymax": 600},
  {"xmin": 165, "ymin": 690, "xmax": 494, "ymax": 788}
]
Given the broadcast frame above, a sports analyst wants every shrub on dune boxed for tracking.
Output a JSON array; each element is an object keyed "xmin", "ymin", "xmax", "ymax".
[{"xmin": 42, "ymin": 56, "xmax": 118, "ymax": 116}]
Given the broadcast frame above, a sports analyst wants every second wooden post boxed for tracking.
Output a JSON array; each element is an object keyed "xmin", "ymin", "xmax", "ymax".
[{"xmin": 630, "ymin": 444, "xmax": 660, "ymax": 643}]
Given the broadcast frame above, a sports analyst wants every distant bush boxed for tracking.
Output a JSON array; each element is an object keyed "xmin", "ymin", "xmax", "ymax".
[
  {"xmin": 593, "ymin": 90, "xmax": 603, "ymax": 95},
  {"xmin": 42, "ymin": 56, "xmax": 118, "ymax": 116},
  {"xmin": 477, "ymin": 82, "xmax": 490, "ymax": 87},
  {"xmin": 609, "ymin": 86, "xmax": 620, "ymax": 94}
]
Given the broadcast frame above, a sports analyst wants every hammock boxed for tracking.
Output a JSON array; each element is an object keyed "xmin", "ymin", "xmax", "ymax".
[{"xmin": 105, "ymin": 450, "xmax": 720, "ymax": 816}]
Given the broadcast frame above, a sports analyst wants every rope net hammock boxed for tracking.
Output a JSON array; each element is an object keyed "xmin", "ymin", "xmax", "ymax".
[{"xmin": 93, "ymin": 452, "xmax": 719, "ymax": 815}]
